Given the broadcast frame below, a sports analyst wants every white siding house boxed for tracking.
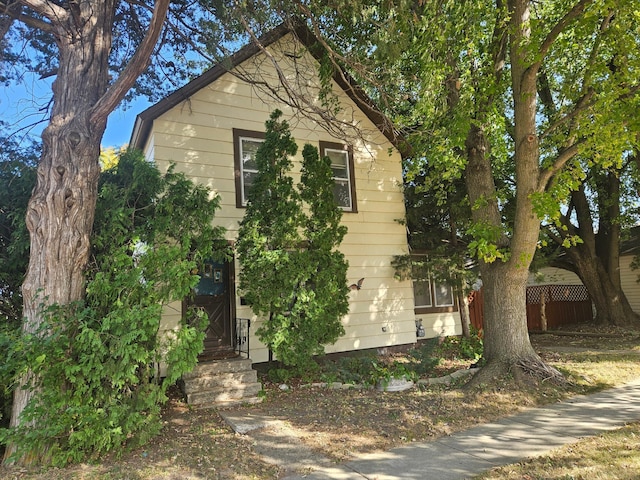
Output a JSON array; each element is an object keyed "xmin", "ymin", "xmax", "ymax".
[{"xmin": 130, "ymin": 24, "xmax": 462, "ymax": 368}]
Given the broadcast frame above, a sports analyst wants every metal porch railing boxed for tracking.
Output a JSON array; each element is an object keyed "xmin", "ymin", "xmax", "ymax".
[{"xmin": 234, "ymin": 317, "xmax": 251, "ymax": 358}]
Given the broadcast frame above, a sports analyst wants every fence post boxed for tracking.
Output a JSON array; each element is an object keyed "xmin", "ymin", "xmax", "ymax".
[{"xmin": 540, "ymin": 288, "xmax": 547, "ymax": 332}]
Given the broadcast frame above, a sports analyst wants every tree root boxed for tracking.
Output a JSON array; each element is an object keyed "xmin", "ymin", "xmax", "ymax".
[
  {"xmin": 465, "ymin": 354, "xmax": 568, "ymax": 390},
  {"xmin": 515, "ymin": 356, "xmax": 568, "ymax": 386}
]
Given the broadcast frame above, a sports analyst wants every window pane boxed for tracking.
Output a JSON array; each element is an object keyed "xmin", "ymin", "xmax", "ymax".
[
  {"xmin": 325, "ymin": 149, "xmax": 348, "ymax": 178},
  {"xmin": 413, "ymin": 280, "xmax": 432, "ymax": 307},
  {"xmin": 333, "ymin": 179, "xmax": 351, "ymax": 209},
  {"xmin": 241, "ymin": 138, "xmax": 263, "ymax": 171},
  {"xmin": 434, "ymin": 283, "xmax": 454, "ymax": 307},
  {"xmin": 324, "ymin": 147, "xmax": 352, "ymax": 209},
  {"xmin": 331, "ymin": 164, "xmax": 348, "ymax": 179},
  {"xmin": 243, "ymin": 171, "xmax": 258, "ymax": 203}
]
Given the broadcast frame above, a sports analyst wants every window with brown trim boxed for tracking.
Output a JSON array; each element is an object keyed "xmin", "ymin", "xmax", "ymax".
[
  {"xmin": 233, "ymin": 128, "xmax": 265, "ymax": 208},
  {"xmin": 319, "ymin": 141, "xmax": 357, "ymax": 213},
  {"xmin": 413, "ymin": 278, "xmax": 458, "ymax": 314}
]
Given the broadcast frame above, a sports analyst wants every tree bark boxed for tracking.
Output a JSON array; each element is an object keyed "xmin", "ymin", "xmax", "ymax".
[
  {"xmin": 457, "ymin": 288, "xmax": 471, "ymax": 339},
  {"xmin": 6, "ymin": 1, "xmax": 115, "ymax": 464},
  {"xmin": 464, "ymin": 0, "xmax": 565, "ymax": 384},
  {"xmin": 5, "ymin": 0, "xmax": 170, "ymax": 465},
  {"xmin": 552, "ymin": 173, "xmax": 640, "ymax": 327},
  {"xmin": 563, "ymin": 242, "xmax": 640, "ymax": 327},
  {"xmin": 465, "ymin": 124, "xmax": 542, "ymax": 376},
  {"xmin": 595, "ymin": 170, "xmax": 622, "ymax": 291}
]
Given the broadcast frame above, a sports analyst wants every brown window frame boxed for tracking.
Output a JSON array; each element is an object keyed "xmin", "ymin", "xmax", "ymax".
[
  {"xmin": 413, "ymin": 278, "xmax": 458, "ymax": 314},
  {"xmin": 233, "ymin": 128, "xmax": 266, "ymax": 208},
  {"xmin": 319, "ymin": 140, "xmax": 357, "ymax": 213}
]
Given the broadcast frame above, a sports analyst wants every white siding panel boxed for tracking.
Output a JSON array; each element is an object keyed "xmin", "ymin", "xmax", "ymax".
[
  {"xmin": 527, "ymin": 267, "xmax": 582, "ymax": 286},
  {"xmin": 418, "ymin": 312, "xmax": 463, "ymax": 337},
  {"xmin": 620, "ymin": 255, "xmax": 640, "ymax": 313}
]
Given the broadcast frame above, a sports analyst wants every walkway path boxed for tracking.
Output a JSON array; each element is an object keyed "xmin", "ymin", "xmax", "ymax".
[{"xmin": 221, "ymin": 378, "xmax": 640, "ymax": 479}]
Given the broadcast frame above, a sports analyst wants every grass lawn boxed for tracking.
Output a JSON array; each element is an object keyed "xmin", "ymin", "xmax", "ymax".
[
  {"xmin": 475, "ymin": 421, "xmax": 640, "ymax": 480},
  {"xmin": 1, "ymin": 326, "xmax": 638, "ymax": 479}
]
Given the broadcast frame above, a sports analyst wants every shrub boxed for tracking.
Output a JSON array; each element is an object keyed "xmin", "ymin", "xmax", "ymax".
[
  {"xmin": 406, "ymin": 339, "xmax": 442, "ymax": 375},
  {"xmin": 237, "ymin": 111, "xmax": 349, "ymax": 372},
  {"xmin": 0, "ymin": 150, "xmax": 227, "ymax": 465},
  {"xmin": 437, "ymin": 328, "xmax": 484, "ymax": 361}
]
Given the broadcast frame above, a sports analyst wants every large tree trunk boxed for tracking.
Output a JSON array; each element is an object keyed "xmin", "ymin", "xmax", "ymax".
[
  {"xmin": 5, "ymin": 1, "xmax": 115, "ymax": 465},
  {"xmin": 565, "ymin": 244, "xmax": 640, "ymax": 327},
  {"xmin": 481, "ymin": 263, "xmax": 536, "ymax": 363},
  {"xmin": 464, "ymin": 123, "xmax": 544, "ymax": 379},
  {"xmin": 4, "ymin": 0, "xmax": 169, "ymax": 466},
  {"xmin": 463, "ymin": 0, "xmax": 564, "ymax": 384},
  {"xmin": 554, "ymin": 172, "xmax": 640, "ymax": 327}
]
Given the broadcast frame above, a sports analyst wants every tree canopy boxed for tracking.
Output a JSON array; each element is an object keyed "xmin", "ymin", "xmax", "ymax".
[{"xmin": 251, "ymin": 0, "xmax": 640, "ymax": 379}]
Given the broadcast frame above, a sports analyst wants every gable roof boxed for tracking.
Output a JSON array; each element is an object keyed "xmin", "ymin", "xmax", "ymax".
[{"xmin": 129, "ymin": 23, "xmax": 409, "ymax": 156}]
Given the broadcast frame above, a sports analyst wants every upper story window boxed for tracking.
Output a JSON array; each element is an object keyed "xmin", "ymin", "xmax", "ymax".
[
  {"xmin": 233, "ymin": 131, "xmax": 357, "ymax": 212},
  {"xmin": 320, "ymin": 141, "xmax": 357, "ymax": 213},
  {"xmin": 233, "ymin": 129, "xmax": 265, "ymax": 207},
  {"xmin": 413, "ymin": 278, "xmax": 457, "ymax": 313}
]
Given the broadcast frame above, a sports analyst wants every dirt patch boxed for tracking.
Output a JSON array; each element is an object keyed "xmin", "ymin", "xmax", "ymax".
[{"xmin": 1, "ymin": 391, "xmax": 280, "ymax": 480}]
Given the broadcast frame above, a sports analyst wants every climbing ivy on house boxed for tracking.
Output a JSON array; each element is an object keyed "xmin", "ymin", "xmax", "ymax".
[
  {"xmin": 236, "ymin": 111, "xmax": 349, "ymax": 371},
  {"xmin": 0, "ymin": 149, "xmax": 227, "ymax": 465}
]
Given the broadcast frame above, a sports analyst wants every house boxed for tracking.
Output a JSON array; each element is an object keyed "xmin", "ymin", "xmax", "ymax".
[
  {"xmin": 129, "ymin": 23, "xmax": 462, "ymax": 404},
  {"xmin": 619, "ymin": 232, "xmax": 640, "ymax": 313}
]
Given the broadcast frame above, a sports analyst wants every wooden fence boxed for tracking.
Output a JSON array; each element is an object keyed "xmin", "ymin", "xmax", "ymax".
[{"xmin": 468, "ymin": 284, "xmax": 592, "ymax": 332}]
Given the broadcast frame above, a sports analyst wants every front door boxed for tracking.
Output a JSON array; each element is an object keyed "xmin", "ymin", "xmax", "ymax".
[{"xmin": 190, "ymin": 259, "xmax": 235, "ymax": 360}]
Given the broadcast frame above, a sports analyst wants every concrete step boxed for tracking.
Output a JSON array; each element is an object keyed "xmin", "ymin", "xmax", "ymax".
[
  {"xmin": 182, "ymin": 370, "xmax": 259, "ymax": 394},
  {"xmin": 185, "ymin": 382, "xmax": 263, "ymax": 406},
  {"xmin": 181, "ymin": 357, "xmax": 263, "ymax": 407},
  {"xmin": 183, "ymin": 357, "xmax": 254, "ymax": 378}
]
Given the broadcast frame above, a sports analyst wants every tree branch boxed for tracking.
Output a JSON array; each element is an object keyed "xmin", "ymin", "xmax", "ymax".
[
  {"xmin": 490, "ymin": 0, "xmax": 508, "ymax": 84},
  {"xmin": 522, "ymin": 0, "xmax": 594, "ymax": 85},
  {"xmin": 549, "ymin": 257, "xmax": 578, "ymax": 274},
  {"xmin": 90, "ymin": 0, "xmax": 170, "ymax": 124},
  {"xmin": 538, "ymin": 0, "xmax": 593, "ymax": 62},
  {"xmin": 571, "ymin": 184, "xmax": 596, "ymax": 251},
  {"xmin": 17, "ymin": 0, "xmax": 66, "ymax": 23},
  {"xmin": 537, "ymin": 68, "xmax": 556, "ymax": 117},
  {"xmin": 537, "ymin": 140, "xmax": 583, "ymax": 192},
  {"xmin": 0, "ymin": 1, "xmax": 19, "ymax": 45},
  {"xmin": 542, "ymin": 223, "xmax": 564, "ymax": 247},
  {"xmin": 0, "ymin": 0, "xmax": 55, "ymax": 32},
  {"xmin": 541, "ymin": 87, "xmax": 596, "ymax": 140},
  {"xmin": 581, "ymin": 10, "xmax": 615, "ymax": 90}
]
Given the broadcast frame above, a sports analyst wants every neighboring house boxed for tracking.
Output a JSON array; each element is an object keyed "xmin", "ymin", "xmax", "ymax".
[
  {"xmin": 620, "ymin": 236, "xmax": 640, "ymax": 313},
  {"xmin": 129, "ymin": 24, "xmax": 462, "ymax": 404}
]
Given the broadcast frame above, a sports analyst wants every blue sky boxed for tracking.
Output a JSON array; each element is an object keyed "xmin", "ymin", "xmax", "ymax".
[{"xmin": 1, "ymin": 76, "xmax": 151, "ymax": 149}]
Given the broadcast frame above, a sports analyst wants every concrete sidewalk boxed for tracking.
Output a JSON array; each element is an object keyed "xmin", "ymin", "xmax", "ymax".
[{"xmin": 222, "ymin": 378, "xmax": 640, "ymax": 480}]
